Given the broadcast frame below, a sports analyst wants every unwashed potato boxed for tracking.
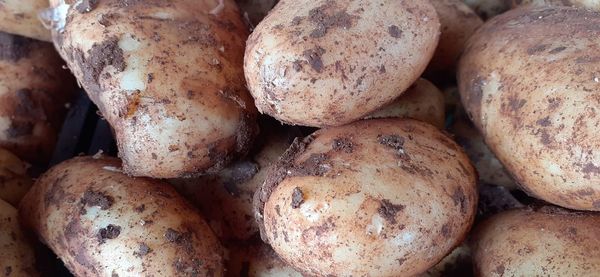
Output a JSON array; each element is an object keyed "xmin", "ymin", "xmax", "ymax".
[
  {"xmin": 236, "ymin": 0, "xmax": 279, "ymax": 27},
  {"xmin": 19, "ymin": 156, "xmax": 224, "ymax": 276},
  {"xmin": 226, "ymin": 239, "xmax": 302, "ymax": 277},
  {"xmin": 0, "ymin": 198, "xmax": 38, "ymax": 277},
  {"xmin": 255, "ymin": 118, "xmax": 478, "ymax": 276},
  {"xmin": 0, "ymin": 0, "xmax": 51, "ymax": 41},
  {"xmin": 0, "ymin": 32, "xmax": 75, "ymax": 165},
  {"xmin": 0, "ymin": 148, "xmax": 32, "ymax": 206},
  {"xmin": 364, "ymin": 78, "xmax": 446, "ymax": 129},
  {"xmin": 471, "ymin": 207, "xmax": 600, "ymax": 276},
  {"xmin": 245, "ymin": 0, "xmax": 440, "ymax": 127},
  {"xmin": 510, "ymin": 0, "xmax": 600, "ymax": 10},
  {"xmin": 46, "ymin": 0, "xmax": 258, "ymax": 178},
  {"xmin": 450, "ymin": 112, "xmax": 516, "ymax": 189},
  {"xmin": 458, "ymin": 6, "xmax": 600, "ymax": 210},
  {"xmin": 462, "ymin": 0, "xmax": 511, "ymax": 19},
  {"xmin": 171, "ymin": 123, "xmax": 298, "ymax": 240},
  {"xmin": 426, "ymin": 0, "xmax": 483, "ymax": 75}
]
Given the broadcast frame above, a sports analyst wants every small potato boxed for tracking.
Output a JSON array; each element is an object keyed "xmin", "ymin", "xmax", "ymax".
[
  {"xmin": 0, "ymin": 0, "xmax": 51, "ymax": 41},
  {"xmin": 47, "ymin": 0, "xmax": 258, "ymax": 178},
  {"xmin": 245, "ymin": 0, "xmax": 440, "ymax": 127},
  {"xmin": 0, "ymin": 198, "xmax": 38, "ymax": 277},
  {"xmin": 426, "ymin": 0, "xmax": 483, "ymax": 75},
  {"xmin": 458, "ymin": 6, "xmax": 600, "ymax": 210},
  {"xmin": 19, "ymin": 156, "xmax": 224, "ymax": 276},
  {"xmin": 510, "ymin": 0, "xmax": 600, "ymax": 10},
  {"xmin": 471, "ymin": 207, "xmax": 600, "ymax": 276},
  {"xmin": 236, "ymin": 0, "xmax": 279, "ymax": 27},
  {"xmin": 0, "ymin": 148, "xmax": 32, "ymax": 206},
  {"xmin": 462, "ymin": 0, "xmax": 511, "ymax": 19},
  {"xmin": 364, "ymin": 78, "xmax": 446, "ymax": 129},
  {"xmin": 0, "ymin": 32, "xmax": 75, "ymax": 165},
  {"xmin": 226, "ymin": 240, "xmax": 302, "ymax": 277},
  {"xmin": 255, "ymin": 118, "xmax": 478, "ymax": 276}
]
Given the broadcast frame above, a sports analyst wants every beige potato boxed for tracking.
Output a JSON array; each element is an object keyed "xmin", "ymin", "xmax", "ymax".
[
  {"xmin": 47, "ymin": 0, "xmax": 258, "ymax": 178},
  {"xmin": 0, "ymin": 0, "xmax": 51, "ymax": 41},
  {"xmin": 19, "ymin": 156, "xmax": 224, "ymax": 276},
  {"xmin": 245, "ymin": 0, "xmax": 440, "ymax": 127},
  {"xmin": 471, "ymin": 207, "xmax": 600, "ymax": 276},
  {"xmin": 236, "ymin": 0, "xmax": 279, "ymax": 27},
  {"xmin": 0, "ymin": 199, "xmax": 38, "ymax": 277},
  {"xmin": 226, "ymin": 240, "xmax": 302, "ymax": 277},
  {"xmin": 462, "ymin": 0, "xmax": 511, "ymax": 19},
  {"xmin": 458, "ymin": 6, "xmax": 600, "ymax": 210},
  {"xmin": 426, "ymin": 0, "xmax": 483, "ymax": 75},
  {"xmin": 0, "ymin": 32, "xmax": 75, "ymax": 165},
  {"xmin": 364, "ymin": 78, "xmax": 446, "ymax": 129},
  {"xmin": 255, "ymin": 118, "xmax": 478, "ymax": 276},
  {"xmin": 0, "ymin": 148, "xmax": 32, "ymax": 206},
  {"xmin": 510, "ymin": 0, "xmax": 600, "ymax": 10}
]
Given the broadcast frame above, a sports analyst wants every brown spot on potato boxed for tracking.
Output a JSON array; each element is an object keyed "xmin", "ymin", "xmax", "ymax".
[
  {"xmin": 133, "ymin": 243, "xmax": 151, "ymax": 257},
  {"xmin": 378, "ymin": 199, "xmax": 405, "ymax": 224},
  {"xmin": 81, "ymin": 189, "xmax": 114, "ymax": 210},
  {"xmin": 97, "ymin": 224, "xmax": 121, "ymax": 243},
  {"xmin": 549, "ymin": 46, "xmax": 567, "ymax": 54},
  {"xmin": 307, "ymin": 2, "xmax": 356, "ymax": 38},
  {"xmin": 74, "ymin": 36, "xmax": 126, "ymax": 87},
  {"xmin": 303, "ymin": 47, "xmax": 326, "ymax": 73},
  {"xmin": 527, "ymin": 44, "xmax": 549, "ymax": 55},
  {"xmin": 296, "ymin": 153, "xmax": 330, "ymax": 177},
  {"xmin": 452, "ymin": 188, "xmax": 468, "ymax": 214},
  {"xmin": 441, "ymin": 224, "xmax": 451, "ymax": 238},
  {"xmin": 388, "ymin": 25, "xmax": 402, "ymax": 38},
  {"xmin": 291, "ymin": 187, "xmax": 305, "ymax": 209},
  {"xmin": 494, "ymin": 264, "xmax": 505, "ymax": 275},
  {"xmin": 536, "ymin": 117, "xmax": 551, "ymax": 127},
  {"xmin": 332, "ymin": 137, "xmax": 353, "ymax": 153},
  {"xmin": 582, "ymin": 163, "xmax": 600, "ymax": 178}
]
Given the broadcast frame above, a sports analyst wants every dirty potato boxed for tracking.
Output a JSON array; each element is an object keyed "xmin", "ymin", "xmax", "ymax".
[
  {"xmin": 364, "ymin": 78, "xmax": 445, "ymax": 129},
  {"xmin": 0, "ymin": 148, "xmax": 32, "ymax": 206},
  {"xmin": 254, "ymin": 118, "xmax": 478, "ymax": 276},
  {"xmin": 0, "ymin": 32, "xmax": 75, "ymax": 165},
  {"xmin": 19, "ymin": 156, "xmax": 224, "ymax": 276},
  {"xmin": 226, "ymin": 239, "xmax": 302, "ymax": 277},
  {"xmin": 462, "ymin": 0, "xmax": 511, "ymax": 19},
  {"xmin": 510, "ymin": 0, "xmax": 600, "ymax": 10},
  {"xmin": 471, "ymin": 207, "xmax": 600, "ymax": 276},
  {"xmin": 458, "ymin": 6, "xmax": 600, "ymax": 210},
  {"xmin": 244, "ymin": 0, "xmax": 440, "ymax": 127},
  {"xmin": 46, "ymin": 0, "xmax": 258, "ymax": 178},
  {"xmin": 0, "ymin": 0, "xmax": 51, "ymax": 41},
  {"xmin": 0, "ymin": 199, "xmax": 38, "ymax": 277}
]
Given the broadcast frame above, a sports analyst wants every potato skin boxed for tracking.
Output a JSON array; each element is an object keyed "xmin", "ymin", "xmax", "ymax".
[
  {"xmin": 426, "ymin": 0, "xmax": 483, "ymax": 75},
  {"xmin": 48, "ymin": 0, "xmax": 258, "ymax": 178},
  {"xmin": 364, "ymin": 78, "xmax": 446, "ymax": 129},
  {"xmin": 244, "ymin": 0, "xmax": 440, "ymax": 127},
  {"xmin": 0, "ymin": 199, "xmax": 38, "ymax": 277},
  {"xmin": 255, "ymin": 119, "xmax": 478, "ymax": 276},
  {"xmin": 0, "ymin": 0, "xmax": 51, "ymax": 41},
  {"xmin": 0, "ymin": 148, "xmax": 32, "ymax": 206},
  {"xmin": 458, "ymin": 6, "xmax": 600, "ymax": 210},
  {"xmin": 19, "ymin": 156, "xmax": 224, "ymax": 276},
  {"xmin": 471, "ymin": 207, "xmax": 600, "ymax": 276},
  {"xmin": 0, "ymin": 32, "xmax": 76, "ymax": 165}
]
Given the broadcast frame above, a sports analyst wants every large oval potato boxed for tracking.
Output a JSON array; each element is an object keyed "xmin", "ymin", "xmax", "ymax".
[
  {"xmin": 458, "ymin": 6, "xmax": 600, "ymax": 210},
  {"xmin": 245, "ymin": 0, "xmax": 440, "ymax": 127},
  {"xmin": 0, "ymin": 199, "xmax": 38, "ymax": 277},
  {"xmin": 471, "ymin": 207, "xmax": 600, "ymax": 276},
  {"xmin": 255, "ymin": 118, "xmax": 478, "ymax": 276},
  {"xmin": 226, "ymin": 240, "xmax": 302, "ymax": 277},
  {"xmin": 47, "ymin": 0, "xmax": 258, "ymax": 178},
  {"xmin": 364, "ymin": 78, "xmax": 446, "ymax": 129},
  {"xmin": 0, "ymin": 148, "xmax": 32, "ymax": 206},
  {"xmin": 19, "ymin": 156, "xmax": 224, "ymax": 276},
  {"xmin": 0, "ymin": 0, "xmax": 51, "ymax": 41},
  {"xmin": 0, "ymin": 32, "xmax": 75, "ymax": 165},
  {"xmin": 510, "ymin": 0, "xmax": 600, "ymax": 10}
]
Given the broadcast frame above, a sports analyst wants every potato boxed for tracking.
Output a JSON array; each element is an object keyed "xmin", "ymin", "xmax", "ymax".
[
  {"xmin": 171, "ymin": 123, "xmax": 298, "ymax": 240},
  {"xmin": 471, "ymin": 207, "xmax": 600, "ymax": 276},
  {"xmin": 254, "ymin": 118, "xmax": 478, "ymax": 276},
  {"xmin": 244, "ymin": 0, "xmax": 440, "ymax": 127},
  {"xmin": 0, "ymin": 0, "xmax": 51, "ymax": 41},
  {"xmin": 510, "ymin": 0, "xmax": 600, "ymax": 10},
  {"xmin": 0, "ymin": 32, "xmax": 75, "ymax": 165},
  {"xmin": 0, "ymin": 148, "xmax": 32, "ymax": 206},
  {"xmin": 19, "ymin": 156, "xmax": 224, "ymax": 276},
  {"xmin": 0, "ymin": 199, "xmax": 38, "ymax": 277},
  {"xmin": 236, "ymin": 0, "xmax": 279, "ymax": 27},
  {"xmin": 46, "ymin": 0, "xmax": 258, "ymax": 178},
  {"xmin": 462, "ymin": 0, "xmax": 511, "ymax": 19},
  {"xmin": 458, "ymin": 6, "xmax": 600, "ymax": 210},
  {"xmin": 364, "ymin": 78, "xmax": 446, "ymax": 129},
  {"xmin": 226, "ymin": 239, "xmax": 302, "ymax": 277},
  {"xmin": 450, "ymin": 113, "xmax": 516, "ymax": 189},
  {"xmin": 426, "ymin": 0, "xmax": 483, "ymax": 75}
]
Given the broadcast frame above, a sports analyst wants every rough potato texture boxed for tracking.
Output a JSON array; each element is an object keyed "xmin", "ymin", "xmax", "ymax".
[
  {"xmin": 0, "ymin": 148, "xmax": 33, "ymax": 206},
  {"xmin": 0, "ymin": 199, "xmax": 39, "ymax": 277},
  {"xmin": 471, "ymin": 207, "xmax": 600, "ymax": 276},
  {"xmin": 364, "ymin": 78, "xmax": 446, "ymax": 129},
  {"xmin": 458, "ymin": 6, "xmax": 600, "ymax": 210},
  {"xmin": 510, "ymin": 0, "xmax": 600, "ymax": 10},
  {"xmin": 254, "ymin": 118, "xmax": 478, "ymax": 276},
  {"xmin": 0, "ymin": 32, "xmax": 76, "ymax": 165},
  {"xmin": 244, "ymin": 0, "xmax": 440, "ymax": 127},
  {"xmin": 0, "ymin": 0, "xmax": 51, "ymax": 41},
  {"xmin": 19, "ymin": 156, "xmax": 224, "ymax": 276},
  {"xmin": 462, "ymin": 0, "xmax": 511, "ymax": 19},
  {"xmin": 225, "ymin": 239, "xmax": 302, "ymax": 277},
  {"xmin": 48, "ymin": 0, "xmax": 258, "ymax": 178},
  {"xmin": 426, "ymin": 0, "xmax": 483, "ymax": 75}
]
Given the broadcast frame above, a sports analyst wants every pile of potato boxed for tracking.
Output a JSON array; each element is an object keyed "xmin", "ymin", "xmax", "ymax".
[{"xmin": 1, "ymin": 0, "xmax": 600, "ymax": 276}]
